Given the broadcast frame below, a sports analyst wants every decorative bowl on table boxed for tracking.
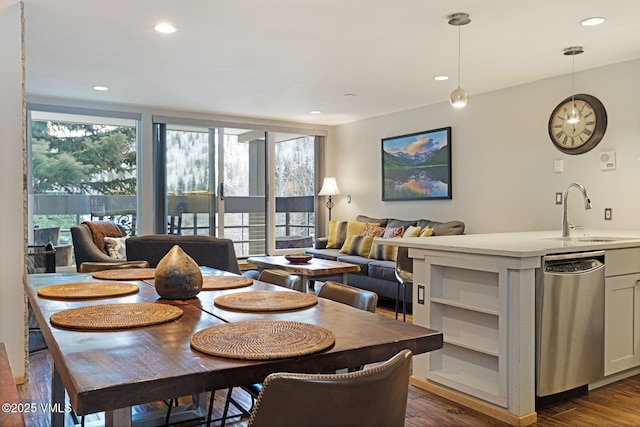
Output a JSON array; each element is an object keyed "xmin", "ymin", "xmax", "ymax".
[{"xmin": 285, "ymin": 254, "xmax": 313, "ymax": 264}]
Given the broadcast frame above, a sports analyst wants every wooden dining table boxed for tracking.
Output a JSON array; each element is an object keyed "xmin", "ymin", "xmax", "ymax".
[{"xmin": 24, "ymin": 268, "xmax": 443, "ymax": 427}]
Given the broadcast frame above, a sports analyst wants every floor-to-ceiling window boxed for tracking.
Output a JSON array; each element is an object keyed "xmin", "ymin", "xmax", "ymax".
[{"xmin": 27, "ymin": 106, "xmax": 140, "ymax": 268}]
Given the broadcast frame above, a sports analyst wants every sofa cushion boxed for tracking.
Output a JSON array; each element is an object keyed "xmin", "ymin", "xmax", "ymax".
[
  {"xmin": 356, "ymin": 215, "xmax": 389, "ymax": 227},
  {"xmin": 340, "ymin": 235, "xmax": 374, "ymax": 257},
  {"xmin": 326, "ymin": 220, "xmax": 348, "ymax": 249},
  {"xmin": 336, "ymin": 254, "xmax": 373, "ymax": 275},
  {"xmin": 387, "ymin": 219, "xmax": 417, "ymax": 229},
  {"xmin": 368, "ymin": 260, "xmax": 397, "ymax": 282},
  {"xmin": 417, "ymin": 219, "xmax": 465, "ymax": 236}
]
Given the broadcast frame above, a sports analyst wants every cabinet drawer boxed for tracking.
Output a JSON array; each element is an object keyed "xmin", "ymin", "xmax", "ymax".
[{"xmin": 606, "ymin": 248, "xmax": 640, "ymax": 277}]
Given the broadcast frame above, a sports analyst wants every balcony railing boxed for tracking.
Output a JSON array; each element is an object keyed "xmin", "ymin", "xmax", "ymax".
[{"xmin": 31, "ymin": 194, "xmax": 315, "ymax": 259}]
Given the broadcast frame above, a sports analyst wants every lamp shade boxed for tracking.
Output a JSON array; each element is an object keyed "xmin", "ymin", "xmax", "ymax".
[{"xmin": 318, "ymin": 177, "xmax": 341, "ymax": 196}]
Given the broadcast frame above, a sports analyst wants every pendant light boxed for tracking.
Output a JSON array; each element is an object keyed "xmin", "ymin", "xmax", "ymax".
[
  {"xmin": 563, "ymin": 46, "xmax": 584, "ymax": 124},
  {"xmin": 448, "ymin": 13, "xmax": 471, "ymax": 108}
]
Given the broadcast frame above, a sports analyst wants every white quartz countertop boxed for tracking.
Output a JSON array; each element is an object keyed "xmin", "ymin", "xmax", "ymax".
[{"xmin": 381, "ymin": 229, "xmax": 640, "ymax": 258}]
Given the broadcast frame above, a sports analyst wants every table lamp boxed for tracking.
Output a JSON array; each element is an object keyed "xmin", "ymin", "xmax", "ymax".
[{"xmin": 318, "ymin": 177, "xmax": 341, "ymax": 220}]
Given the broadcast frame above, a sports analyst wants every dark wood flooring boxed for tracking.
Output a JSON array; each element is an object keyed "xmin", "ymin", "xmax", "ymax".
[{"xmin": 16, "ymin": 298, "xmax": 640, "ymax": 426}]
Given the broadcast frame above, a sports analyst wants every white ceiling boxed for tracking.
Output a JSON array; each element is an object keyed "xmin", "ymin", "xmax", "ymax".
[{"xmin": 16, "ymin": 0, "xmax": 640, "ymax": 125}]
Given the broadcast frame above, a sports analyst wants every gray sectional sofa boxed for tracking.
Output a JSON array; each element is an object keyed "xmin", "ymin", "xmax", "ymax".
[{"xmin": 305, "ymin": 215, "xmax": 465, "ymax": 308}]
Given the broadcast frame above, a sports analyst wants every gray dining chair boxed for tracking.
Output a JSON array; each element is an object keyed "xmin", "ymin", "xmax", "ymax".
[
  {"xmin": 317, "ymin": 281, "xmax": 378, "ymax": 313},
  {"xmin": 257, "ymin": 269, "xmax": 303, "ymax": 292},
  {"xmin": 395, "ymin": 246, "xmax": 413, "ymax": 321},
  {"xmin": 248, "ymin": 349, "xmax": 412, "ymax": 427}
]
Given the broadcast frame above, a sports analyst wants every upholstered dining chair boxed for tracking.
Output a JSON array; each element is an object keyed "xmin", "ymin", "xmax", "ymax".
[
  {"xmin": 317, "ymin": 281, "xmax": 378, "ymax": 313},
  {"xmin": 257, "ymin": 269, "xmax": 303, "ymax": 292},
  {"xmin": 395, "ymin": 246, "xmax": 413, "ymax": 322},
  {"xmin": 248, "ymin": 349, "xmax": 412, "ymax": 427},
  {"xmin": 125, "ymin": 235, "xmax": 241, "ymax": 274}
]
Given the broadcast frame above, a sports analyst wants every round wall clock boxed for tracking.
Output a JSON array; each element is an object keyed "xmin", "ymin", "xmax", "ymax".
[{"xmin": 548, "ymin": 93, "xmax": 607, "ymax": 155}]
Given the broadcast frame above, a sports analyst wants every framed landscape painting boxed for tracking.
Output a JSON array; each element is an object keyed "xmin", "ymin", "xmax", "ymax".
[{"xmin": 381, "ymin": 127, "xmax": 452, "ymax": 201}]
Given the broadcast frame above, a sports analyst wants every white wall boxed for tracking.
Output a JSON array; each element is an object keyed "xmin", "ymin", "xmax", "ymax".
[
  {"xmin": 0, "ymin": 1, "xmax": 26, "ymax": 379},
  {"xmin": 329, "ymin": 59, "xmax": 640, "ymax": 234}
]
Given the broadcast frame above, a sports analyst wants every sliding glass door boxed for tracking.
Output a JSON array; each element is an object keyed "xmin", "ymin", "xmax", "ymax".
[
  {"xmin": 154, "ymin": 118, "xmax": 319, "ymax": 259},
  {"xmin": 157, "ymin": 123, "xmax": 268, "ymax": 257}
]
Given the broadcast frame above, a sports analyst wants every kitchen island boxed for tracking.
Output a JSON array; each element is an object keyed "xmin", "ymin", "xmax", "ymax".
[{"xmin": 382, "ymin": 229, "xmax": 640, "ymax": 426}]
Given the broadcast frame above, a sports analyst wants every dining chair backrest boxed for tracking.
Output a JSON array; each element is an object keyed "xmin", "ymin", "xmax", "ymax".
[
  {"xmin": 125, "ymin": 235, "xmax": 241, "ymax": 274},
  {"xmin": 79, "ymin": 260, "xmax": 150, "ymax": 273},
  {"xmin": 257, "ymin": 269, "xmax": 302, "ymax": 292},
  {"xmin": 395, "ymin": 246, "xmax": 414, "ymax": 284},
  {"xmin": 248, "ymin": 349, "xmax": 412, "ymax": 427},
  {"xmin": 317, "ymin": 281, "xmax": 378, "ymax": 313}
]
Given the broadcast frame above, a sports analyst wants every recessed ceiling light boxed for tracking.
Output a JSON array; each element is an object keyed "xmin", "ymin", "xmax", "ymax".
[
  {"xmin": 310, "ymin": 110, "xmax": 322, "ymax": 115},
  {"xmin": 154, "ymin": 22, "xmax": 177, "ymax": 33},
  {"xmin": 92, "ymin": 86, "xmax": 109, "ymax": 91},
  {"xmin": 434, "ymin": 75, "xmax": 449, "ymax": 81},
  {"xmin": 580, "ymin": 17, "xmax": 606, "ymax": 26}
]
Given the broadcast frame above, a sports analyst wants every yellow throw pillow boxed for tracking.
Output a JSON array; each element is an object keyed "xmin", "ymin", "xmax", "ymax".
[
  {"xmin": 326, "ymin": 220, "xmax": 348, "ymax": 249},
  {"xmin": 340, "ymin": 235, "xmax": 374, "ymax": 257},
  {"xmin": 403, "ymin": 225, "xmax": 422, "ymax": 238},
  {"xmin": 346, "ymin": 219, "xmax": 367, "ymax": 238},
  {"xmin": 420, "ymin": 227, "xmax": 434, "ymax": 237}
]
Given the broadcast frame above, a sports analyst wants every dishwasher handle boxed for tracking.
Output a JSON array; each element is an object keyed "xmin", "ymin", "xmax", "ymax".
[{"xmin": 545, "ymin": 258, "xmax": 604, "ymax": 274}]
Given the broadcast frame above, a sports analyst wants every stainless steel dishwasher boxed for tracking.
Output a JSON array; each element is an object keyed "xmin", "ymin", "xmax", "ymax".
[{"xmin": 536, "ymin": 250, "xmax": 605, "ymax": 397}]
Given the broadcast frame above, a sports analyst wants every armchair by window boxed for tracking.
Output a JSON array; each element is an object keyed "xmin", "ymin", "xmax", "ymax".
[{"xmin": 70, "ymin": 221, "xmax": 127, "ymax": 272}]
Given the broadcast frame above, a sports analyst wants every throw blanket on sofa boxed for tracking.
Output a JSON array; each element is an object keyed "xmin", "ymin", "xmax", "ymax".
[{"xmin": 83, "ymin": 221, "xmax": 125, "ymax": 255}]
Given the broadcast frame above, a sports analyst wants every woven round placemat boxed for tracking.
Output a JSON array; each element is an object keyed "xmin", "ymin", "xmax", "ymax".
[
  {"xmin": 214, "ymin": 291, "xmax": 317, "ymax": 312},
  {"xmin": 49, "ymin": 302, "xmax": 183, "ymax": 330},
  {"xmin": 37, "ymin": 282, "xmax": 139, "ymax": 299},
  {"xmin": 92, "ymin": 268, "xmax": 156, "ymax": 280},
  {"xmin": 190, "ymin": 320, "xmax": 335, "ymax": 360},
  {"xmin": 201, "ymin": 276, "xmax": 253, "ymax": 291}
]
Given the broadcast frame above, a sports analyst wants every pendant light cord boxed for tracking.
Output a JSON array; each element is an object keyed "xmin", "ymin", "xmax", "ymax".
[
  {"xmin": 457, "ymin": 26, "xmax": 461, "ymax": 88},
  {"xmin": 571, "ymin": 54, "xmax": 575, "ymax": 107}
]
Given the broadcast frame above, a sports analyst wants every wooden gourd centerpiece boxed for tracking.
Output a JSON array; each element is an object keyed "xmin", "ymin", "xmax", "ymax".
[{"xmin": 154, "ymin": 245, "xmax": 203, "ymax": 299}]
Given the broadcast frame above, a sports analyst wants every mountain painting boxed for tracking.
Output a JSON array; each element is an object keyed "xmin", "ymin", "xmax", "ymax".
[{"xmin": 381, "ymin": 127, "xmax": 452, "ymax": 201}]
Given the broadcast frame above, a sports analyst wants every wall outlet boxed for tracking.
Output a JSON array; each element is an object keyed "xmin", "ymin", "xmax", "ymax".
[
  {"xmin": 605, "ymin": 208, "xmax": 612, "ymax": 220},
  {"xmin": 555, "ymin": 193, "xmax": 563, "ymax": 205},
  {"xmin": 417, "ymin": 285, "xmax": 425, "ymax": 305}
]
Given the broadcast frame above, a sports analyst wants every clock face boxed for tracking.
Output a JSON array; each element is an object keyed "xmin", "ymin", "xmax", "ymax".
[{"xmin": 548, "ymin": 94, "xmax": 607, "ymax": 155}]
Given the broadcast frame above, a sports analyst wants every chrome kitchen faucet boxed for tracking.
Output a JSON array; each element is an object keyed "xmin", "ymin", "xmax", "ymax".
[{"xmin": 562, "ymin": 182, "xmax": 592, "ymax": 237}]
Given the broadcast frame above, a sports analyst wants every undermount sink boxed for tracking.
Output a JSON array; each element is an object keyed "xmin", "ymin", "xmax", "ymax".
[{"xmin": 546, "ymin": 236, "xmax": 638, "ymax": 243}]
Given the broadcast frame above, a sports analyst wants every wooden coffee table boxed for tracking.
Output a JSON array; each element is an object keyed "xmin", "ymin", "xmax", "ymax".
[{"xmin": 247, "ymin": 256, "xmax": 360, "ymax": 292}]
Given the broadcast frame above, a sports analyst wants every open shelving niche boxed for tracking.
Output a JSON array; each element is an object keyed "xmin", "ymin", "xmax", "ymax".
[{"xmin": 423, "ymin": 256, "xmax": 508, "ymax": 407}]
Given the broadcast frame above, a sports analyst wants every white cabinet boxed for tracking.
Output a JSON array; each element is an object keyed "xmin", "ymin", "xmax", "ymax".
[
  {"xmin": 419, "ymin": 256, "xmax": 508, "ymax": 407},
  {"xmin": 604, "ymin": 248, "xmax": 640, "ymax": 376}
]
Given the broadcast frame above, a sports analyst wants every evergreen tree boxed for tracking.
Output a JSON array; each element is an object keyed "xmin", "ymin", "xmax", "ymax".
[{"xmin": 31, "ymin": 121, "xmax": 136, "ymax": 194}]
